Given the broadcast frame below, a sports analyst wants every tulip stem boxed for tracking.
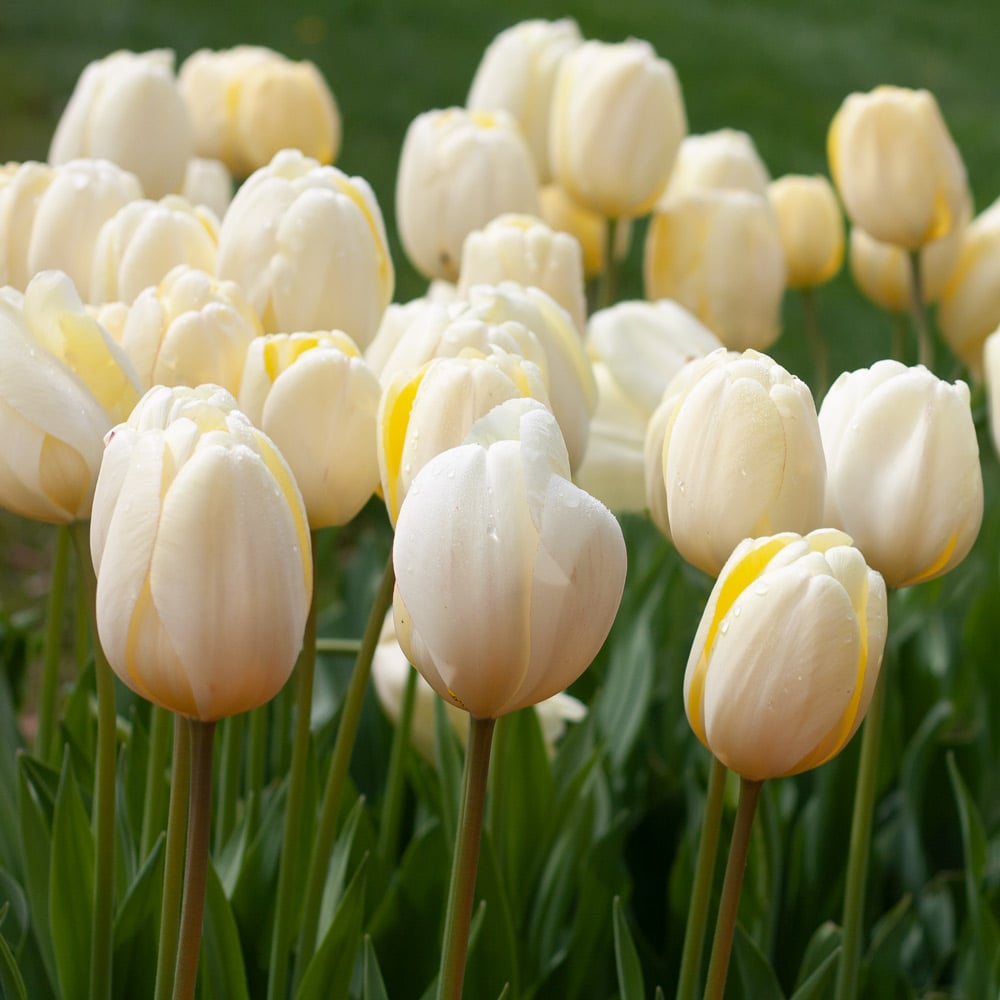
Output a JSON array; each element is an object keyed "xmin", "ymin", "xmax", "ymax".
[
  {"xmin": 377, "ymin": 663, "xmax": 419, "ymax": 863},
  {"xmin": 315, "ymin": 637, "xmax": 364, "ymax": 656},
  {"xmin": 171, "ymin": 718, "xmax": 216, "ymax": 1000},
  {"xmin": 294, "ymin": 553, "xmax": 396, "ymax": 986},
  {"xmin": 153, "ymin": 715, "xmax": 190, "ymax": 1000},
  {"xmin": 268, "ymin": 532, "xmax": 321, "ymax": 1000},
  {"xmin": 907, "ymin": 250, "xmax": 934, "ymax": 370},
  {"xmin": 245, "ymin": 704, "xmax": 268, "ymax": 841},
  {"xmin": 214, "ymin": 712, "xmax": 245, "ymax": 855},
  {"xmin": 598, "ymin": 216, "xmax": 620, "ymax": 310},
  {"xmin": 70, "ymin": 520, "xmax": 116, "ymax": 1000},
  {"xmin": 676, "ymin": 755, "xmax": 728, "ymax": 1000},
  {"xmin": 801, "ymin": 287, "xmax": 829, "ymax": 401},
  {"xmin": 35, "ymin": 524, "xmax": 70, "ymax": 765},
  {"xmin": 141, "ymin": 706, "xmax": 172, "ymax": 860},
  {"xmin": 438, "ymin": 715, "xmax": 496, "ymax": 1000},
  {"xmin": 834, "ymin": 662, "xmax": 889, "ymax": 1000},
  {"xmin": 703, "ymin": 776, "xmax": 763, "ymax": 1000}
]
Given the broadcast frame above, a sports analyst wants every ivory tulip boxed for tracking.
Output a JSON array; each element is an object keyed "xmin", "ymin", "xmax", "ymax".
[
  {"xmin": 983, "ymin": 329, "xmax": 1000, "ymax": 456},
  {"xmin": 181, "ymin": 157, "xmax": 233, "ymax": 218},
  {"xmin": 239, "ymin": 331, "xmax": 382, "ymax": 528},
  {"xmin": 538, "ymin": 182, "xmax": 607, "ymax": 278},
  {"xmin": 819, "ymin": 361, "xmax": 982, "ymax": 588},
  {"xmin": 663, "ymin": 129, "xmax": 770, "ymax": 203},
  {"xmin": 0, "ymin": 271, "xmax": 140, "ymax": 523},
  {"xmin": 767, "ymin": 175, "xmax": 844, "ymax": 289},
  {"xmin": 392, "ymin": 398, "xmax": 626, "ymax": 719},
  {"xmin": 685, "ymin": 529, "xmax": 887, "ymax": 781},
  {"xmin": 90, "ymin": 384, "xmax": 312, "ymax": 719}
]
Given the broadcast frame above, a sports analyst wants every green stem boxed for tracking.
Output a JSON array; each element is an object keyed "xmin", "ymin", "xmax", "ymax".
[
  {"xmin": 377, "ymin": 663, "xmax": 418, "ymax": 862},
  {"xmin": 214, "ymin": 713, "xmax": 245, "ymax": 855},
  {"xmin": 171, "ymin": 718, "xmax": 216, "ymax": 1000},
  {"xmin": 36, "ymin": 524, "xmax": 70, "ymax": 765},
  {"xmin": 153, "ymin": 715, "xmax": 190, "ymax": 1000},
  {"xmin": 598, "ymin": 216, "xmax": 620, "ymax": 310},
  {"xmin": 141, "ymin": 706, "xmax": 172, "ymax": 860},
  {"xmin": 703, "ymin": 777, "xmax": 763, "ymax": 1000},
  {"xmin": 315, "ymin": 638, "xmax": 364, "ymax": 656},
  {"xmin": 907, "ymin": 250, "xmax": 933, "ymax": 370},
  {"xmin": 801, "ymin": 287, "xmax": 829, "ymax": 402},
  {"xmin": 677, "ymin": 755, "xmax": 728, "ymax": 1000},
  {"xmin": 437, "ymin": 715, "xmax": 496, "ymax": 1000},
  {"xmin": 244, "ymin": 704, "xmax": 268, "ymax": 840},
  {"xmin": 834, "ymin": 664, "xmax": 889, "ymax": 1000},
  {"xmin": 70, "ymin": 521, "xmax": 116, "ymax": 1000},
  {"xmin": 267, "ymin": 533, "xmax": 321, "ymax": 1000},
  {"xmin": 294, "ymin": 553, "xmax": 395, "ymax": 984}
]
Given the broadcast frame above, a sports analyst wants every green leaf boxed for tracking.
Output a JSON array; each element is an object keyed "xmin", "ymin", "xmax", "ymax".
[
  {"xmin": 199, "ymin": 861, "xmax": 251, "ymax": 1000},
  {"xmin": 0, "ymin": 869, "xmax": 28, "ymax": 955},
  {"xmin": 793, "ymin": 921, "xmax": 841, "ymax": 991},
  {"xmin": 612, "ymin": 897, "xmax": 645, "ymax": 1000},
  {"xmin": 433, "ymin": 699, "xmax": 464, "ymax": 857},
  {"xmin": 111, "ymin": 835, "xmax": 164, "ymax": 1000},
  {"xmin": 360, "ymin": 936, "xmax": 389, "ymax": 1000},
  {"xmin": 788, "ymin": 946, "xmax": 840, "ymax": 1000},
  {"xmin": 295, "ymin": 855, "xmax": 368, "ymax": 1000},
  {"xmin": 49, "ymin": 756, "xmax": 95, "ymax": 1000},
  {"xmin": 0, "ymin": 923, "xmax": 28, "ymax": 1000},
  {"xmin": 0, "ymin": 670, "xmax": 24, "ymax": 881},
  {"xmin": 732, "ymin": 925, "xmax": 785, "ymax": 1000},
  {"xmin": 861, "ymin": 894, "xmax": 913, "ymax": 999},
  {"xmin": 317, "ymin": 794, "xmax": 366, "ymax": 944}
]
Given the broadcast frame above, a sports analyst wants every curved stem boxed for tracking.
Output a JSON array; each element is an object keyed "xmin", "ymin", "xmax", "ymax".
[
  {"xmin": 907, "ymin": 250, "xmax": 933, "ymax": 370},
  {"xmin": 70, "ymin": 521, "xmax": 116, "ymax": 1000},
  {"xmin": 171, "ymin": 718, "xmax": 216, "ymax": 1000},
  {"xmin": 437, "ymin": 715, "xmax": 496, "ymax": 1000},
  {"xmin": 36, "ymin": 523, "xmax": 70, "ymax": 765},
  {"xmin": 141, "ymin": 706, "xmax": 172, "ymax": 860},
  {"xmin": 801, "ymin": 287, "xmax": 829, "ymax": 402},
  {"xmin": 676, "ymin": 755, "xmax": 728, "ymax": 1000},
  {"xmin": 703, "ymin": 777, "xmax": 763, "ymax": 1000},
  {"xmin": 267, "ymin": 533, "xmax": 320, "ymax": 1000},
  {"xmin": 153, "ymin": 715, "xmax": 190, "ymax": 1000},
  {"xmin": 834, "ymin": 665, "xmax": 889, "ymax": 1000},
  {"xmin": 294, "ymin": 553, "xmax": 396, "ymax": 984},
  {"xmin": 377, "ymin": 663, "xmax": 418, "ymax": 863}
]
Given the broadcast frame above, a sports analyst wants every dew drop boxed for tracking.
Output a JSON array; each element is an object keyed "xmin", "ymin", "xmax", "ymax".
[
  {"xmin": 732, "ymin": 606, "xmax": 741, "ymax": 618},
  {"xmin": 753, "ymin": 584, "xmax": 769, "ymax": 596},
  {"xmin": 719, "ymin": 621, "xmax": 729, "ymax": 635}
]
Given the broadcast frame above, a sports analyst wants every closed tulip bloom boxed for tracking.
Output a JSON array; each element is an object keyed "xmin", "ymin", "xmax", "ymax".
[
  {"xmin": 645, "ymin": 189, "xmax": 786, "ymax": 352},
  {"xmin": 685, "ymin": 529, "xmax": 888, "ymax": 781},
  {"xmin": 662, "ymin": 128, "xmax": 770, "ymax": 203},
  {"xmin": 0, "ymin": 271, "xmax": 140, "ymax": 523},
  {"xmin": 0, "ymin": 159, "xmax": 142, "ymax": 292},
  {"xmin": 179, "ymin": 46, "xmax": 340, "ymax": 177},
  {"xmin": 378, "ymin": 348, "xmax": 550, "ymax": 524},
  {"xmin": 217, "ymin": 150, "xmax": 393, "ymax": 345},
  {"xmin": 767, "ymin": 174, "xmax": 845, "ymax": 289},
  {"xmin": 393, "ymin": 398, "xmax": 626, "ymax": 719},
  {"xmin": 983, "ymin": 329, "xmax": 1000, "ymax": 456},
  {"xmin": 828, "ymin": 86, "xmax": 967, "ymax": 250},
  {"xmin": 819, "ymin": 361, "xmax": 982, "ymax": 588},
  {"xmin": 120, "ymin": 265, "xmax": 261, "ymax": 393},
  {"xmin": 650, "ymin": 348, "xmax": 825, "ymax": 577},
  {"xmin": 181, "ymin": 157, "xmax": 233, "ymax": 218},
  {"xmin": 457, "ymin": 213, "xmax": 587, "ymax": 333},
  {"xmin": 550, "ymin": 39, "xmax": 686, "ymax": 218},
  {"xmin": 538, "ymin": 182, "xmax": 608, "ymax": 278},
  {"xmin": 90, "ymin": 384, "xmax": 312, "ymax": 719},
  {"xmin": 49, "ymin": 50, "xmax": 193, "ymax": 200},
  {"xmin": 395, "ymin": 107, "xmax": 540, "ymax": 282},
  {"xmin": 238, "ymin": 331, "xmax": 382, "ymax": 528},
  {"xmin": 939, "ymin": 198, "xmax": 1000, "ymax": 381},
  {"xmin": 467, "ymin": 18, "xmax": 583, "ymax": 183},
  {"xmin": 90, "ymin": 195, "xmax": 219, "ymax": 305}
]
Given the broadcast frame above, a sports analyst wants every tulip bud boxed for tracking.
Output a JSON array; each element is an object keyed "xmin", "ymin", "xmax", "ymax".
[
  {"xmin": 90, "ymin": 384, "xmax": 312, "ymax": 719},
  {"xmin": 181, "ymin": 157, "xmax": 233, "ymax": 218},
  {"xmin": 646, "ymin": 348, "xmax": 825, "ymax": 576},
  {"xmin": 685, "ymin": 529, "xmax": 888, "ymax": 780},
  {"xmin": 939, "ymin": 198, "xmax": 1000, "ymax": 381},
  {"xmin": 663, "ymin": 128, "xmax": 770, "ymax": 203},
  {"xmin": 466, "ymin": 18, "xmax": 583, "ymax": 183},
  {"xmin": 828, "ymin": 85, "xmax": 968, "ymax": 250},
  {"xmin": 217, "ymin": 150, "xmax": 393, "ymax": 345},
  {"xmin": 0, "ymin": 159, "xmax": 142, "ymax": 292},
  {"xmin": 818, "ymin": 361, "xmax": 982, "ymax": 588},
  {"xmin": 983, "ymin": 329, "xmax": 1000, "ymax": 456},
  {"xmin": 49, "ymin": 50, "xmax": 193, "ymax": 199},
  {"xmin": 0, "ymin": 271, "xmax": 140, "ymax": 523},
  {"xmin": 767, "ymin": 174, "xmax": 845, "ymax": 289},
  {"xmin": 373, "ymin": 610, "xmax": 586, "ymax": 763},
  {"xmin": 393, "ymin": 398, "xmax": 626, "ymax": 719},
  {"xmin": 90, "ymin": 195, "xmax": 219, "ymax": 305},
  {"xmin": 238, "ymin": 331, "xmax": 382, "ymax": 528},
  {"xmin": 644, "ymin": 189, "xmax": 787, "ymax": 351},
  {"xmin": 549, "ymin": 39, "xmax": 687, "ymax": 218},
  {"xmin": 395, "ymin": 107, "xmax": 540, "ymax": 282},
  {"xmin": 457, "ymin": 213, "xmax": 587, "ymax": 333},
  {"xmin": 538, "ymin": 182, "xmax": 608, "ymax": 278},
  {"xmin": 178, "ymin": 46, "xmax": 340, "ymax": 177},
  {"xmin": 120, "ymin": 266, "xmax": 261, "ymax": 393}
]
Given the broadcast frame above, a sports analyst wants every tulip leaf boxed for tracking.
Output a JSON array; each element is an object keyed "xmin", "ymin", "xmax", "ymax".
[
  {"xmin": 788, "ymin": 945, "xmax": 840, "ymax": 1000},
  {"xmin": 860, "ymin": 894, "xmax": 913, "ymax": 998},
  {"xmin": 111, "ymin": 833, "xmax": 164, "ymax": 1000},
  {"xmin": 0, "ymin": 671, "xmax": 23, "ymax": 880},
  {"xmin": 49, "ymin": 755, "xmax": 94, "ymax": 1000},
  {"xmin": 792, "ymin": 921, "xmax": 841, "ymax": 991},
  {"xmin": 199, "ymin": 860, "xmax": 251, "ymax": 1000},
  {"xmin": 433, "ymin": 699, "xmax": 464, "ymax": 856},
  {"xmin": 732, "ymin": 924, "xmax": 785, "ymax": 1000},
  {"xmin": 317, "ymin": 793, "xmax": 367, "ymax": 943},
  {"xmin": 612, "ymin": 896, "xmax": 645, "ymax": 1000},
  {"xmin": 0, "ymin": 920, "xmax": 27, "ymax": 1000},
  {"xmin": 361, "ymin": 935, "xmax": 389, "ymax": 1000},
  {"xmin": 294, "ymin": 855, "xmax": 368, "ymax": 1000},
  {"xmin": 0, "ymin": 869, "xmax": 28, "ymax": 956}
]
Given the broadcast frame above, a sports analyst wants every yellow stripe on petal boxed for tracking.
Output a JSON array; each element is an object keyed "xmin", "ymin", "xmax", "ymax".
[
  {"xmin": 898, "ymin": 531, "xmax": 958, "ymax": 588},
  {"xmin": 381, "ymin": 366, "xmax": 426, "ymax": 523}
]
